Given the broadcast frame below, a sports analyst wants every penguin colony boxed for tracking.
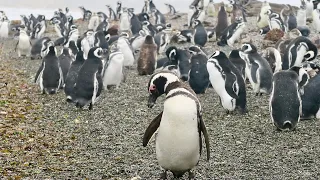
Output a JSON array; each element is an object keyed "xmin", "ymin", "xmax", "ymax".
[{"xmin": 2, "ymin": 0, "xmax": 320, "ymax": 178}]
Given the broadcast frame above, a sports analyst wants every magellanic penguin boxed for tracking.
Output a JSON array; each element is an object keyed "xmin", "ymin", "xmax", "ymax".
[
  {"xmin": 267, "ymin": 10, "xmax": 286, "ymax": 32},
  {"xmin": 154, "ymin": 25, "xmax": 172, "ymax": 54},
  {"xmin": 257, "ymin": 1, "xmax": 271, "ymax": 29},
  {"xmin": 187, "ymin": 5, "xmax": 198, "ymax": 28},
  {"xmin": 106, "ymin": 5, "xmax": 117, "ymax": 21},
  {"xmin": 116, "ymin": 1, "xmax": 122, "ymax": 19},
  {"xmin": 31, "ymin": 15, "xmax": 46, "ymax": 39},
  {"xmin": 51, "ymin": 18, "xmax": 66, "ymax": 38},
  {"xmin": 74, "ymin": 47, "xmax": 105, "ymax": 110},
  {"xmin": 302, "ymin": 62, "xmax": 320, "ymax": 78},
  {"xmin": 79, "ymin": 6, "xmax": 92, "ymax": 21},
  {"xmin": 0, "ymin": 16, "xmax": 9, "ymax": 38},
  {"xmin": 306, "ymin": 0, "xmax": 314, "ymax": 20},
  {"xmin": 240, "ymin": 43, "xmax": 273, "ymax": 95},
  {"xmin": 129, "ymin": 11, "xmax": 142, "ymax": 35},
  {"xmin": 31, "ymin": 37, "xmax": 51, "ymax": 60},
  {"xmin": 207, "ymin": 51, "xmax": 247, "ymax": 114},
  {"xmin": 58, "ymin": 47, "xmax": 73, "ymax": 86},
  {"xmin": 130, "ymin": 30, "xmax": 147, "ymax": 54},
  {"xmin": 151, "ymin": 8, "xmax": 166, "ymax": 25},
  {"xmin": 229, "ymin": 49, "xmax": 246, "ymax": 80},
  {"xmin": 143, "ymin": 71, "xmax": 210, "ymax": 179},
  {"xmin": 15, "ymin": 29, "xmax": 32, "ymax": 58},
  {"xmin": 297, "ymin": 2, "xmax": 307, "ymax": 27},
  {"xmin": 269, "ymin": 69, "xmax": 302, "ymax": 131},
  {"xmin": 96, "ymin": 12, "xmax": 109, "ymax": 32},
  {"xmin": 64, "ymin": 50, "xmax": 85, "ymax": 102},
  {"xmin": 217, "ymin": 17, "xmax": 245, "ymax": 47},
  {"xmin": 119, "ymin": 8, "xmax": 131, "ymax": 33},
  {"xmin": 312, "ymin": 4, "xmax": 320, "ymax": 33},
  {"xmin": 34, "ymin": 42, "xmax": 63, "ymax": 94},
  {"xmin": 282, "ymin": 36, "xmax": 318, "ymax": 70},
  {"xmin": 188, "ymin": 46, "xmax": 210, "ymax": 94},
  {"xmin": 137, "ymin": 35, "xmax": 157, "ymax": 75},
  {"xmin": 116, "ymin": 36, "xmax": 135, "ymax": 68},
  {"xmin": 301, "ymin": 73, "xmax": 320, "ymax": 119},
  {"xmin": 215, "ymin": 4, "xmax": 229, "ymax": 40},
  {"xmin": 282, "ymin": 4, "xmax": 297, "ymax": 31},
  {"xmin": 164, "ymin": 3, "xmax": 177, "ymax": 15},
  {"xmin": 88, "ymin": 12, "xmax": 100, "ymax": 31},
  {"xmin": 263, "ymin": 47, "xmax": 282, "ymax": 73},
  {"xmin": 192, "ymin": 20, "xmax": 208, "ymax": 47},
  {"xmin": 102, "ymin": 46, "xmax": 124, "ymax": 90}
]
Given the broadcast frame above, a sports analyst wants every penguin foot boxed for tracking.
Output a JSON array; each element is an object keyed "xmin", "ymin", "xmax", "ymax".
[
  {"xmin": 188, "ymin": 171, "xmax": 195, "ymax": 179},
  {"xmin": 226, "ymin": 110, "xmax": 230, "ymax": 114},
  {"xmin": 160, "ymin": 170, "xmax": 167, "ymax": 179}
]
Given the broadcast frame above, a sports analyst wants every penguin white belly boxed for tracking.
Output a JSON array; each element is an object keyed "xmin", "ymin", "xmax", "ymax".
[
  {"xmin": 156, "ymin": 96, "xmax": 200, "ymax": 171},
  {"xmin": 120, "ymin": 46, "xmax": 134, "ymax": 67},
  {"xmin": 18, "ymin": 37, "xmax": 31, "ymax": 55},
  {"xmin": 297, "ymin": 11, "xmax": 306, "ymax": 27},
  {"xmin": 197, "ymin": 11, "xmax": 206, "ymax": 23},
  {"xmin": 306, "ymin": 3, "xmax": 314, "ymax": 19},
  {"xmin": 0, "ymin": 21, "xmax": 9, "ymax": 38},
  {"xmin": 88, "ymin": 17, "xmax": 99, "ymax": 31},
  {"xmin": 103, "ymin": 56, "xmax": 124, "ymax": 88},
  {"xmin": 37, "ymin": 26, "xmax": 46, "ymax": 38},
  {"xmin": 269, "ymin": 20, "xmax": 281, "ymax": 30},
  {"xmin": 120, "ymin": 15, "xmax": 131, "ymax": 32},
  {"xmin": 316, "ymin": 107, "xmax": 320, "ymax": 119},
  {"xmin": 81, "ymin": 39, "xmax": 91, "ymax": 59},
  {"xmin": 131, "ymin": 36, "xmax": 146, "ymax": 51},
  {"xmin": 54, "ymin": 25, "xmax": 63, "ymax": 37},
  {"xmin": 227, "ymin": 25, "xmax": 245, "ymax": 47},
  {"xmin": 312, "ymin": 11, "xmax": 320, "ymax": 32},
  {"xmin": 294, "ymin": 46, "xmax": 308, "ymax": 67},
  {"xmin": 245, "ymin": 62, "xmax": 257, "ymax": 90},
  {"xmin": 257, "ymin": 6, "xmax": 271, "ymax": 28}
]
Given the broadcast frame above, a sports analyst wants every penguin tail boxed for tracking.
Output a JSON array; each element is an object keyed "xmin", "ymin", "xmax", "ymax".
[
  {"xmin": 66, "ymin": 96, "xmax": 73, "ymax": 103},
  {"xmin": 282, "ymin": 121, "xmax": 293, "ymax": 130},
  {"xmin": 48, "ymin": 88, "xmax": 57, "ymax": 95}
]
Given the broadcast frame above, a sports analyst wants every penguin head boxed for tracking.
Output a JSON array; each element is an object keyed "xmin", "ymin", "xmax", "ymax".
[
  {"xmin": 88, "ymin": 47, "xmax": 107, "ymax": 59},
  {"xmin": 144, "ymin": 35, "xmax": 155, "ymax": 44},
  {"xmin": 229, "ymin": 49, "xmax": 241, "ymax": 58},
  {"xmin": 166, "ymin": 46, "xmax": 179, "ymax": 61},
  {"xmin": 142, "ymin": 21, "xmax": 150, "ymax": 27},
  {"xmin": 192, "ymin": 20, "xmax": 201, "ymax": 28},
  {"xmin": 117, "ymin": 1, "xmax": 122, "ymax": 6},
  {"xmin": 147, "ymin": 71, "xmax": 181, "ymax": 108},
  {"xmin": 120, "ymin": 31, "xmax": 129, "ymax": 38},
  {"xmin": 188, "ymin": 45, "xmax": 205, "ymax": 55},
  {"xmin": 259, "ymin": 29, "xmax": 264, "ymax": 35},
  {"xmin": 61, "ymin": 47, "xmax": 71, "ymax": 56},
  {"xmin": 241, "ymin": 43, "xmax": 257, "ymax": 54},
  {"xmin": 209, "ymin": 50, "xmax": 228, "ymax": 60}
]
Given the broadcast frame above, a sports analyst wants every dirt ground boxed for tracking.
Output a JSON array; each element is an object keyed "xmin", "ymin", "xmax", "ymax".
[{"xmin": 0, "ymin": 14, "xmax": 320, "ymax": 180}]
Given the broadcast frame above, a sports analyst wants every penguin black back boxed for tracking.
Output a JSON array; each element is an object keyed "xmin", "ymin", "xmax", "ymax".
[{"xmin": 229, "ymin": 49, "xmax": 246, "ymax": 79}]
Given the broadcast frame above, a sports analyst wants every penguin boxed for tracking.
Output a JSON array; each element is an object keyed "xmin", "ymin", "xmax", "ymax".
[
  {"xmin": 116, "ymin": 1, "xmax": 122, "ymax": 20},
  {"xmin": 154, "ymin": 27, "xmax": 172, "ymax": 54},
  {"xmin": 138, "ymin": 12, "xmax": 150, "ymax": 22},
  {"xmin": 58, "ymin": 47, "xmax": 73, "ymax": 86},
  {"xmin": 229, "ymin": 49, "xmax": 246, "ymax": 80},
  {"xmin": 80, "ymin": 29, "xmax": 95, "ymax": 59},
  {"xmin": 130, "ymin": 30, "xmax": 147, "ymax": 53},
  {"xmin": 28, "ymin": 14, "xmax": 38, "ymax": 31},
  {"xmin": 31, "ymin": 37, "xmax": 51, "ymax": 60},
  {"xmin": 207, "ymin": 51, "xmax": 247, "ymax": 114},
  {"xmin": 143, "ymin": 71, "xmax": 210, "ymax": 179},
  {"xmin": 65, "ymin": 26, "xmax": 80, "ymax": 47},
  {"xmin": 68, "ymin": 40, "xmax": 79, "ymax": 58},
  {"xmin": 31, "ymin": 15, "xmax": 46, "ymax": 39},
  {"xmin": 15, "ymin": 29, "xmax": 32, "ymax": 58},
  {"xmin": 137, "ymin": 35, "xmax": 157, "ymax": 75},
  {"xmin": 257, "ymin": 1, "xmax": 271, "ymax": 29},
  {"xmin": 64, "ymin": 50, "xmax": 85, "ymax": 102},
  {"xmin": 188, "ymin": 46, "xmax": 210, "ymax": 94},
  {"xmin": 207, "ymin": 0, "xmax": 215, "ymax": 17},
  {"xmin": 102, "ymin": 47, "xmax": 125, "ymax": 90},
  {"xmin": 106, "ymin": 5, "xmax": 117, "ymax": 21},
  {"xmin": 0, "ymin": 18, "xmax": 9, "ymax": 38},
  {"xmin": 290, "ymin": 66, "xmax": 310, "ymax": 95},
  {"xmin": 268, "ymin": 10, "xmax": 286, "ymax": 32},
  {"xmin": 240, "ymin": 43, "xmax": 273, "ymax": 95},
  {"xmin": 306, "ymin": 0, "xmax": 314, "ymax": 20},
  {"xmin": 96, "ymin": 12, "xmax": 109, "ymax": 32},
  {"xmin": 192, "ymin": 20, "xmax": 208, "ymax": 47},
  {"xmin": 312, "ymin": 5, "xmax": 320, "ymax": 33},
  {"xmin": 215, "ymin": 4, "xmax": 229, "ymax": 40},
  {"xmin": 74, "ymin": 47, "xmax": 105, "ymax": 110},
  {"xmin": 297, "ymin": 2, "xmax": 307, "ymax": 27},
  {"xmin": 263, "ymin": 47, "xmax": 282, "ymax": 73},
  {"xmin": 130, "ymin": 11, "xmax": 142, "ymax": 35},
  {"xmin": 155, "ymin": 46, "xmax": 179, "ymax": 72},
  {"xmin": 187, "ymin": 5, "xmax": 198, "ymax": 28},
  {"xmin": 176, "ymin": 30, "xmax": 193, "ymax": 43},
  {"xmin": 117, "ymin": 36, "xmax": 135, "ymax": 68},
  {"xmin": 20, "ymin": 15, "xmax": 30, "ymax": 28},
  {"xmin": 94, "ymin": 30, "xmax": 110, "ymax": 49},
  {"xmin": 51, "ymin": 18, "xmax": 66, "ymax": 38},
  {"xmin": 151, "ymin": 8, "xmax": 166, "ymax": 25},
  {"xmin": 79, "ymin": 6, "xmax": 92, "ymax": 21},
  {"xmin": 270, "ymin": 69, "xmax": 301, "ymax": 130},
  {"xmin": 282, "ymin": 36, "xmax": 318, "ymax": 70},
  {"xmin": 302, "ymin": 62, "xmax": 320, "ymax": 78},
  {"xmin": 34, "ymin": 42, "xmax": 63, "ymax": 94},
  {"xmin": 296, "ymin": 26, "xmax": 310, "ymax": 37},
  {"xmin": 164, "ymin": 3, "xmax": 177, "ymax": 15},
  {"xmin": 196, "ymin": 7, "xmax": 206, "ymax": 24},
  {"xmin": 259, "ymin": 25, "xmax": 270, "ymax": 35},
  {"xmin": 217, "ymin": 17, "xmax": 245, "ymax": 47},
  {"xmin": 88, "ymin": 12, "xmax": 100, "ymax": 31},
  {"xmin": 119, "ymin": 8, "xmax": 131, "ymax": 33},
  {"xmin": 284, "ymin": 5, "xmax": 298, "ymax": 31},
  {"xmin": 301, "ymin": 73, "xmax": 320, "ymax": 119},
  {"xmin": 275, "ymin": 39, "xmax": 293, "ymax": 58},
  {"xmin": 142, "ymin": 20, "xmax": 158, "ymax": 37}
]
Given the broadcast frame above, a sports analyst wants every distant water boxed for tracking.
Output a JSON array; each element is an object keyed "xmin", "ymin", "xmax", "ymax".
[{"xmin": 1, "ymin": 0, "xmax": 301, "ymax": 20}]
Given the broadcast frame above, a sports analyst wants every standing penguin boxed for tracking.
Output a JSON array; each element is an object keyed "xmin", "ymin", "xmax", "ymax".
[
  {"xmin": 102, "ymin": 47, "xmax": 124, "ymax": 90},
  {"xmin": 187, "ymin": 5, "xmax": 198, "ymax": 28},
  {"xmin": 192, "ymin": 20, "xmax": 208, "ymax": 47},
  {"xmin": 301, "ymin": 73, "xmax": 320, "ymax": 119},
  {"xmin": 119, "ymin": 8, "xmax": 131, "ymax": 33},
  {"xmin": 31, "ymin": 37, "xmax": 51, "ymax": 60},
  {"xmin": 64, "ymin": 50, "xmax": 85, "ymax": 102},
  {"xmin": 306, "ymin": 0, "xmax": 314, "ymax": 20},
  {"xmin": 229, "ymin": 49, "xmax": 246, "ymax": 80},
  {"xmin": 207, "ymin": 0, "xmax": 215, "ymax": 17},
  {"xmin": 215, "ymin": 4, "xmax": 229, "ymax": 40},
  {"xmin": 270, "ymin": 69, "xmax": 301, "ymax": 131},
  {"xmin": 297, "ymin": 2, "xmax": 307, "ymax": 27},
  {"xmin": 207, "ymin": 51, "xmax": 247, "ymax": 114},
  {"xmin": 34, "ymin": 42, "xmax": 63, "ymax": 94},
  {"xmin": 0, "ymin": 17, "xmax": 9, "ymax": 38},
  {"xmin": 240, "ymin": 43, "xmax": 273, "ymax": 95},
  {"xmin": 106, "ymin": 5, "xmax": 117, "ymax": 21},
  {"xmin": 116, "ymin": 1, "xmax": 122, "ymax": 19},
  {"xmin": 282, "ymin": 36, "xmax": 318, "ymax": 70},
  {"xmin": 268, "ymin": 10, "xmax": 286, "ymax": 32},
  {"xmin": 117, "ymin": 36, "xmax": 135, "ymax": 68},
  {"xmin": 58, "ymin": 47, "xmax": 73, "ymax": 86},
  {"xmin": 137, "ymin": 35, "xmax": 157, "ymax": 75},
  {"xmin": 154, "ymin": 26, "xmax": 172, "ymax": 54},
  {"xmin": 164, "ymin": 3, "xmax": 177, "ymax": 15},
  {"xmin": 151, "ymin": 8, "xmax": 166, "ymax": 25},
  {"xmin": 143, "ymin": 71, "xmax": 210, "ymax": 179},
  {"xmin": 15, "ymin": 29, "xmax": 32, "ymax": 58},
  {"xmin": 312, "ymin": 5, "xmax": 320, "ymax": 33},
  {"xmin": 263, "ymin": 47, "xmax": 282, "ymax": 73},
  {"xmin": 88, "ymin": 12, "xmax": 100, "ymax": 31},
  {"xmin": 257, "ymin": 1, "xmax": 271, "ymax": 29},
  {"xmin": 217, "ymin": 17, "xmax": 245, "ymax": 47},
  {"xmin": 74, "ymin": 47, "xmax": 105, "ymax": 110},
  {"xmin": 188, "ymin": 46, "xmax": 210, "ymax": 94}
]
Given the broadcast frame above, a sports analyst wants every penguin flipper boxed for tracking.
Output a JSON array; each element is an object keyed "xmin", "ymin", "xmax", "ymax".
[
  {"xmin": 251, "ymin": 62, "xmax": 259, "ymax": 84},
  {"xmin": 14, "ymin": 41, "xmax": 19, "ymax": 52},
  {"xmin": 198, "ymin": 113, "xmax": 210, "ymax": 161},
  {"xmin": 142, "ymin": 111, "xmax": 163, "ymax": 147},
  {"xmin": 35, "ymin": 61, "xmax": 44, "ymax": 83}
]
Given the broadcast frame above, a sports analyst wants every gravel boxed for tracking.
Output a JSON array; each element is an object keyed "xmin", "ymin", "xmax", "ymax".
[{"xmin": 0, "ymin": 14, "xmax": 320, "ymax": 179}]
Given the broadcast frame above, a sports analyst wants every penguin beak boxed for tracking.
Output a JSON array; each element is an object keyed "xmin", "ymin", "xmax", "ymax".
[{"xmin": 147, "ymin": 94, "xmax": 158, "ymax": 108}]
